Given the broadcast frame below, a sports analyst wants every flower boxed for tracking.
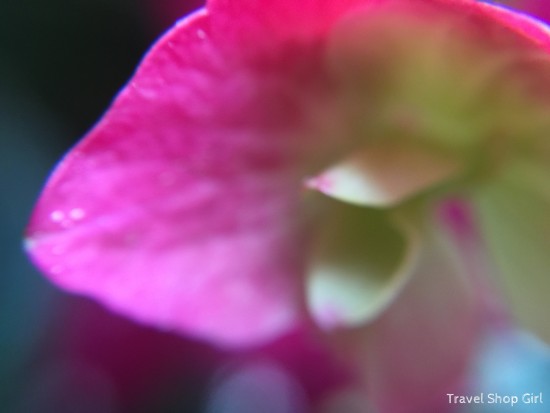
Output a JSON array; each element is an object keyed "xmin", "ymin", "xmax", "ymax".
[{"xmin": 26, "ymin": 0, "xmax": 550, "ymax": 410}]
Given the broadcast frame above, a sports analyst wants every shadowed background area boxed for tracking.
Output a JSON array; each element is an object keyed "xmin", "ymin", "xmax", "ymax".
[
  {"xmin": 1, "ymin": 2, "xmax": 218, "ymax": 412},
  {"xmin": 1, "ymin": 1, "xmax": 549, "ymax": 412}
]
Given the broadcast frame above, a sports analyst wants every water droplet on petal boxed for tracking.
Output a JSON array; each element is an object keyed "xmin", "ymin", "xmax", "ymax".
[
  {"xmin": 197, "ymin": 29, "xmax": 207, "ymax": 40},
  {"xmin": 50, "ymin": 210, "xmax": 65, "ymax": 223}
]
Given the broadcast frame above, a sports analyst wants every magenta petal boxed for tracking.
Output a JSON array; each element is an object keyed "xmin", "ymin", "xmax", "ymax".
[
  {"xmin": 478, "ymin": 1, "xmax": 550, "ymax": 52},
  {"xmin": 25, "ymin": 11, "xmax": 311, "ymax": 347},
  {"xmin": 208, "ymin": 0, "xmax": 539, "ymax": 50},
  {"xmin": 207, "ymin": 0, "xmax": 370, "ymax": 44}
]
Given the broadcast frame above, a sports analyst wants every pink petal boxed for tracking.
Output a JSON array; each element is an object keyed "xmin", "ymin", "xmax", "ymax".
[
  {"xmin": 478, "ymin": 1, "xmax": 550, "ymax": 52},
  {"xmin": 207, "ymin": 0, "xmax": 370, "ymax": 45},
  {"xmin": 209, "ymin": 0, "xmax": 550, "ymax": 59},
  {"xmin": 516, "ymin": 0, "xmax": 550, "ymax": 23},
  {"xmin": 25, "ymin": 11, "xmax": 320, "ymax": 347}
]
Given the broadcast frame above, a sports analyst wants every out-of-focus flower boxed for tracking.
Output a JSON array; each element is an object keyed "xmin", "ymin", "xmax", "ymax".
[
  {"xmin": 461, "ymin": 327, "xmax": 550, "ymax": 413},
  {"xmin": 19, "ymin": 297, "xmax": 356, "ymax": 413},
  {"xmin": 25, "ymin": 0, "xmax": 550, "ymax": 410}
]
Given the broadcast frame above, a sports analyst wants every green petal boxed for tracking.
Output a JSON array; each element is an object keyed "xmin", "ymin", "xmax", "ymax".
[
  {"xmin": 306, "ymin": 198, "xmax": 418, "ymax": 329},
  {"xmin": 474, "ymin": 168, "xmax": 550, "ymax": 343},
  {"xmin": 306, "ymin": 142, "xmax": 460, "ymax": 207},
  {"xmin": 324, "ymin": 212, "xmax": 478, "ymax": 413},
  {"xmin": 360, "ymin": 217, "xmax": 478, "ymax": 412}
]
